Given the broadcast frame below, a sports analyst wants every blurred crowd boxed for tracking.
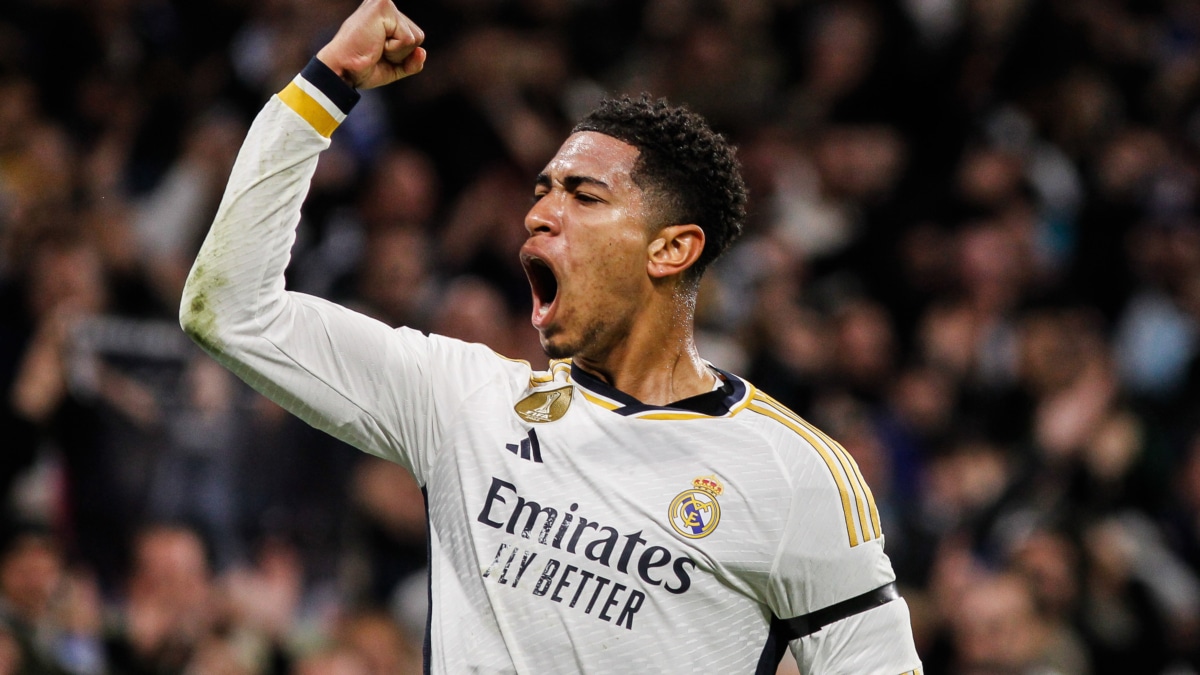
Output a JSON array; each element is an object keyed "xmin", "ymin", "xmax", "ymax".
[{"xmin": 2, "ymin": 0, "xmax": 1200, "ymax": 673}]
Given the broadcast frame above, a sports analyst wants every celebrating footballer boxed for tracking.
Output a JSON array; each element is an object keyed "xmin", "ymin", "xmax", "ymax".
[{"xmin": 179, "ymin": 0, "xmax": 923, "ymax": 671}]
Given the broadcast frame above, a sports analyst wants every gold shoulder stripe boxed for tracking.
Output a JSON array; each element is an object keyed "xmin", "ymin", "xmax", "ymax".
[
  {"xmin": 866, "ymin": 484, "xmax": 882, "ymax": 538},
  {"xmin": 746, "ymin": 402, "xmax": 859, "ymax": 547},
  {"xmin": 580, "ymin": 390, "xmax": 620, "ymax": 410},
  {"xmin": 754, "ymin": 394, "xmax": 880, "ymax": 543},
  {"xmin": 778, "ymin": 402, "xmax": 882, "ymax": 540},
  {"xmin": 278, "ymin": 82, "xmax": 339, "ymax": 137},
  {"xmin": 769, "ymin": 397, "xmax": 881, "ymax": 541},
  {"xmin": 751, "ymin": 394, "xmax": 880, "ymax": 545}
]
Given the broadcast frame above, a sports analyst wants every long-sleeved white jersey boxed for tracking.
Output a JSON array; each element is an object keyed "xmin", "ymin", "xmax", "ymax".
[{"xmin": 180, "ymin": 59, "xmax": 923, "ymax": 674}]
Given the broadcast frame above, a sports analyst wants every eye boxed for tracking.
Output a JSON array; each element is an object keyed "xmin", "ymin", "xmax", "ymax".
[
  {"xmin": 531, "ymin": 191, "xmax": 547, "ymax": 204},
  {"xmin": 575, "ymin": 193, "xmax": 601, "ymax": 204}
]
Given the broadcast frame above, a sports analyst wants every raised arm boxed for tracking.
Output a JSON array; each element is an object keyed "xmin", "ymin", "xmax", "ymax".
[{"xmin": 178, "ymin": 1, "xmax": 446, "ymax": 476}]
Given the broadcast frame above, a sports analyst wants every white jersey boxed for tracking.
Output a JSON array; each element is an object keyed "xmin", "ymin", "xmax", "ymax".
[{"xmin": 180, "ymin": 60, "xmax": 924, "ymax": 674}]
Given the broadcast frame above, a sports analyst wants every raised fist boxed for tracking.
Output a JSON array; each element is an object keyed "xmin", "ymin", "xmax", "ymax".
[{"xmin": 316, "ymin": 0, "xmax": 426, "ymax": 90}]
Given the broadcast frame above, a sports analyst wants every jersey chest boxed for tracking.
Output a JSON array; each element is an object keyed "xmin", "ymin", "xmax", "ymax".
[
  {"xmin": 423, "ymin": 384, "xmax": 786, "ymax": 635},
  {"xmin": 440, "ymin": 384, "xmax": 763, "ymax": 546}
]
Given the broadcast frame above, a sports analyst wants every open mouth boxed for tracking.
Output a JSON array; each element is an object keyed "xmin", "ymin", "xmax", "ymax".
[{"xmin": 522, "ymin": 255, "xmax": 559, "ymax": 326}]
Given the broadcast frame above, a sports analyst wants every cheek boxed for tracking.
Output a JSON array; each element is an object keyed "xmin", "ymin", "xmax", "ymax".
[
  {"xmin": 589, "ymin": 243, "xmax": 646, "ymax": 294},
  {"xmin": 602, "ymin": 224, "xmax": 651, "ymax": 271},
  {"xmin": 561, "ymin": 211, "xmax": 651, "ymax": 300}
]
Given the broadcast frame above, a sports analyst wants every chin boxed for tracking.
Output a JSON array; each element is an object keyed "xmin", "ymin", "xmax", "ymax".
[
  {"xmin": 541, "ymin": 339, "xmax": 576, "ymax": 360},
  {"xmin": 538, "ymin": 328, "xmax": 580, "ymax": 360},
  {"xmin": 546, "ymin": 319, "xmax": 615, "ymax": 362}
]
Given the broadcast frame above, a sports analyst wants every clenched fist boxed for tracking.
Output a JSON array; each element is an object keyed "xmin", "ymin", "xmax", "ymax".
[{"xmin": 316, "ymin": 0, "xmax": 426, "ymax": 89}]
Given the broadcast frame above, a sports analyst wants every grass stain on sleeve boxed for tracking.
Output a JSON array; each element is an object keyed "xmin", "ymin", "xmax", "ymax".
[{"xmin": 180, "ymin": 264, "xmax": 229, "ymax": 356}]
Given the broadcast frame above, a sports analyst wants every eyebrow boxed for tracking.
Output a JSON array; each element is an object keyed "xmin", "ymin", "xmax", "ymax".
[{"xmin": 534, "ymin": 173, "xmax": 612, "ymax": 192}]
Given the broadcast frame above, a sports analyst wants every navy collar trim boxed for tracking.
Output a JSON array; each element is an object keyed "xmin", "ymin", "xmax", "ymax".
[{"xmin": 569, "ymin": 362, "xmax": 747, "ymax": 417}]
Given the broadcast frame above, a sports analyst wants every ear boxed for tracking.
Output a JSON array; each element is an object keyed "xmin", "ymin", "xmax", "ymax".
[{"xmin": 646, "ymin": 224, "xmax": 705, "ymax": 279}]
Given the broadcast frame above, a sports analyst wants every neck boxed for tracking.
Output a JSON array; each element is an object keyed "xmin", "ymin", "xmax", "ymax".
[{"xmin": 572, "ymin": 292, "xmax": 714, "ymax": 406}]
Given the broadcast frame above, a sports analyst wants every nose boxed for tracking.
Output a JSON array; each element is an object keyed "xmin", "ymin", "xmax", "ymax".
[{"xmin": 524, "ymin": 193, "xmax": 560, "ymax": 236}]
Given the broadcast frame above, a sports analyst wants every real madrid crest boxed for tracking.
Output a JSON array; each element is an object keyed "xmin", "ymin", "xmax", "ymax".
[
  {"xmin": 668, "ymin": 475, "xmax": 724, "ymax": 539},
  {"xmin": 514, "ymin": 386, "xmax": 573, "ymax": 423}
]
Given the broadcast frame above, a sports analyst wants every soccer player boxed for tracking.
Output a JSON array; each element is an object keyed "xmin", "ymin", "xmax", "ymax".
[{"xmin": 179, "ymin": 0, "xmax": 923, "ymax": 672}]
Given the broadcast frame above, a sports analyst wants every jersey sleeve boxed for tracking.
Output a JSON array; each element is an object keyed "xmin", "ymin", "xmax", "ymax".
[
  {"xmin": 178, "ymin": 59, "xmax": 499, "ymax": 483},
  {"xmin": 764, "ymin": 419, "xmax": 922, "ymax": 673},
  {"xmin": 790, "ymin": 599, "xmax": 922, "ymax": 675}
]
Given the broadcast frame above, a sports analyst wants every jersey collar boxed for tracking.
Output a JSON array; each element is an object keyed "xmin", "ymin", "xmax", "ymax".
[{"xmin": 569, "ymin": 362, "xmax": 751, "ymax": 418}]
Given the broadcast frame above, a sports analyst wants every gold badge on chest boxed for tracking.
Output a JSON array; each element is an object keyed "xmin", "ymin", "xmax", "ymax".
[{"xmin": 514, "ymin": 386, "xmax": 573, "ymax": 423}]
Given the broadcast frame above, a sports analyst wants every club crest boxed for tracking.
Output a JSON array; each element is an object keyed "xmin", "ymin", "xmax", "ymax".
[
  {"xmin": 668, "ymin": 475, "xmax": 724, "ymax": 539},
  {"xmin": 514, "ymin": 386, "xmax": 573, "ymax": 423}
]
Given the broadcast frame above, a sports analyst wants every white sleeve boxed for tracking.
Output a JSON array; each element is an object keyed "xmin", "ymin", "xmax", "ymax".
[
  {"xmin": 791, "ymin": 598, "xmax": 923, "ymax": 675},
  {"xmin": 179, "ymin": 59, "xmax": 496, "ymax": 484},
  {"xmin": 764, "ymin": 421, "xmax": 922, "ymax": 673}
]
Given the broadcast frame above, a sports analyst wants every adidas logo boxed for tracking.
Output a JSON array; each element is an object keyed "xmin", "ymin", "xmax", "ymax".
[{"xmin": 506, "ymin": 429, "xmax": 543, "ymax": 463}]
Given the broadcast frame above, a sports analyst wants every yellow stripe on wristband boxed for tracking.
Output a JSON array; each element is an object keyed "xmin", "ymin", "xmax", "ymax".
[{"xmin": 278, "ymin": 82, "xmax": 340, "ymax": 137}]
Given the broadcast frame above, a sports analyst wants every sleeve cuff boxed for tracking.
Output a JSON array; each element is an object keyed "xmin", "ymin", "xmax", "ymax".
[
  {"xmin": 276, "ymin": 57, "xmax": 361, "ymax": 138},
  {"xmin": 301, "ymin": 57, "xmax": 361, "ymax": 113}
]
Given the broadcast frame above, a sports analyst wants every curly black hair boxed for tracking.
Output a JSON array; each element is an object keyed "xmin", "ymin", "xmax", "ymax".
[{"xmin": 573, "ymin": 95, "xmax": 747, "ymax": 283}]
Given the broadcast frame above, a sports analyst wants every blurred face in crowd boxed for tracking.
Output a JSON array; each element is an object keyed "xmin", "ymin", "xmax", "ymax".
[
  {"xmin": 131, "ymin": 527, "xmax": 211, "ymax": 609},
  {"xmin": 1012, "ymin": 530, "xmax": 1080, "ymax": 619},
  {"xmin": 338, "ymin": 611, "xmax": 419, "ymax": 675},
  {"xmin": 954, "ymin": 574, "xmax": 1045, "ymax": 672},
  {"xmin": 359, "ymin": 227, "xmax": 430, "ymax": 326},
  {"xmin": 431, "ymin": 277, "xmax": 512, "ymax": 350},
  {"xmin": 521, "ymin": 132, "xmax": 666, "ymax": 361},
  {"xmin": 0, "ymin": 535, "xmax": 62, "ymax": 621},
  {"xmin": 361, "ymin": 148, "xmax": 439, "ymax": 228},
  {"xmin": 28, "ymin": 240, "xmax": 106, "ymax": 319},
  {"xmin": 295, "ymin": 649, "xmax": 370, "ymax": 675}
]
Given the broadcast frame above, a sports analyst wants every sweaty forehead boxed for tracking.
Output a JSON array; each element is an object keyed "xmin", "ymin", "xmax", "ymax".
[{"xmin": 541, "ymin": 131, "xmax": 640, "ymax": 189}]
